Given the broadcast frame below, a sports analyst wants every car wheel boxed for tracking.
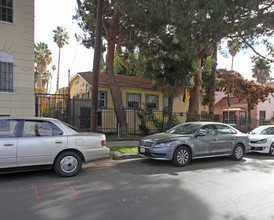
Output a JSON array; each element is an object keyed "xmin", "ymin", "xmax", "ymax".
[
  {"xmin": 268, "ymin": 144, "xmax": 274, "ymax": 156},
  {"xmin": 173, "ymin": 146, "xmax": 191, "ymax": 167},
  {"xmin": 54, "ymin": 151, "xmax": 82, "ymax": 177},
  {"xmin": 232, "ymin": 144, "xmax": 244, "ymax": 161}
]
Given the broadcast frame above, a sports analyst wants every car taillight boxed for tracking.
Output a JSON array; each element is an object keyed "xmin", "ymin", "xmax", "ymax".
[{"xmin": 101, "ymin": 140, "xmax": 106, "ymax": 146}]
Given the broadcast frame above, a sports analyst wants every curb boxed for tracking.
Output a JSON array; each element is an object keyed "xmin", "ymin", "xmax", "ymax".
[{"xmin": 112, "ymin": 151, "xmax": 141, "ymax": 160}]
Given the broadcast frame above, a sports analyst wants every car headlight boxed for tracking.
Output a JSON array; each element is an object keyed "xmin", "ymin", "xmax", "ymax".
[
  {"xmin": 154, "ymin": 142, "xmax": 173, "ymax": 148},
  {"xmin": 255, "ymin": 139, "xmax": 267, "ymax": 144}
]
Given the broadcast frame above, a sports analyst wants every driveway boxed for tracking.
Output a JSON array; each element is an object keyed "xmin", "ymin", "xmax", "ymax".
[{"xmin": 0, "ymin": 153, "xmax": 274, "ymax": 220}]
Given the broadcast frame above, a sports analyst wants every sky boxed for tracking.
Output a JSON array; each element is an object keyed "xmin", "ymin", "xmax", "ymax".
[{"xmin": 35, "ymin": 0, "xmax": 274, "ymax": 93}]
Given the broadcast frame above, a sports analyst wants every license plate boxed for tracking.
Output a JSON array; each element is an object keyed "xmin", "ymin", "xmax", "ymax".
[{"xmin": 140, "ymin": 147, "xmax": 145, "ymax": 153}]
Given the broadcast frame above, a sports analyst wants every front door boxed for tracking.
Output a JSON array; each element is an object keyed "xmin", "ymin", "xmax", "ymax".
[{"xmin": 193, "ymin": 125, "xmax": 217, "ymax": 157}]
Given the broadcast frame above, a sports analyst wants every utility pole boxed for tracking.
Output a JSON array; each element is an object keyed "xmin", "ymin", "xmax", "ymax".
[{"xmin": 90, "ymin": 0, "xmax": 104, "ymax": 132}]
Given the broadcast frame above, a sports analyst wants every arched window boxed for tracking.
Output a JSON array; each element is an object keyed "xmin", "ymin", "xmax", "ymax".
[{"xmin": 0, "ymin": 50, "xmax": 14, "ymax": 93}]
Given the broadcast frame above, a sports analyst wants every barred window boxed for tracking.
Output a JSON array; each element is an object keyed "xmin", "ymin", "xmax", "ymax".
[
  {"xmin": 98, "ymin": 91, "xmax": 107, "ymax": 108},
  {"xmin": 146, "ymin": 95, "xmax": 158, "ymax": 109},
  {"xmin": 127, "ymin": 93, "xmax": 141, "ymax": 108},
  {"xmin": 0, "ymin": 0, "xmax": 13, "ymax": 23},
  {"xmin": 0, "ymin": 50, "xmax": 14, "ymax": 93}
]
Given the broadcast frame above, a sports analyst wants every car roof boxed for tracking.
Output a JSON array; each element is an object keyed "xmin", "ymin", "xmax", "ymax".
[
  {"xmin": 0, "ymin": 116, "xmax": 58, "ymax": 121},
  {"xmin": 184, "ymin": 121, "xmax": 230, "ymax": 125},
  {"xmin": 257, "ymin": 125, "xmax": 274, "ymax": 128}
]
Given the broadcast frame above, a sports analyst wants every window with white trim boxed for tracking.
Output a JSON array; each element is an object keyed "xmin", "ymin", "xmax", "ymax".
[
  {"xmin": 0, "ymin": 50, "xmax": 14, "ymax": 93},
  {"xmin": 146, "ymin": 95, "xmax": 158, "ymax": 109},
  {"xmin": 98, "ymin": 91, "xmax": 107, "ymax": 108},
  {"xmin": 0, "ymin": 0, "xmax": 13, "ymax": 23},
  {"xmin": 127, "ymin": 93, "xmax": 141, "ymax": 108}
]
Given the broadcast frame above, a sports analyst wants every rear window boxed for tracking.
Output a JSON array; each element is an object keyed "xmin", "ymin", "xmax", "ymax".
[{"xmin": 0, "ymin": 119, "xmax": 19, "ymax": 138}]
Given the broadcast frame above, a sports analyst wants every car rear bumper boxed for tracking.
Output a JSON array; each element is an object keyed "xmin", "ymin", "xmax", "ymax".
[{"xmin": 82, "ymin": 147, "xmax": 110, "ymax": 162}]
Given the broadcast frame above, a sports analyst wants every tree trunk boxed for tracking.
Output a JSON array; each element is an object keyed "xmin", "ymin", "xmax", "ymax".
[
  {"xmin": 247, "ymin": 101, "xmax": 252, "ymax": 131},
  {"xmin": 56, "ymin": 48, "xmax": 61, "ymax": 90},
  {"xmin": 208, "ymin": 43, "xmax": 217, "ymax": 121},
  {"xmin": 90, "ymin": 0, "xmax": 104, "ymax": 132},
  {"xmin": 167, "ymin": 96, "xmax": 174, "ymax": 129},
  {"xmin": 104, "ymin": 13, "xmax": 128, "ymax": 135},
  {"xmin": 187, "ymin": 57, "xmax": 202, "ymax": 122}
]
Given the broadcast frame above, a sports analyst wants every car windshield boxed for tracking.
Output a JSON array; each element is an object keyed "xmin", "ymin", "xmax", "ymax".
[
  {"xmin": 166, "ymin": 123, "xmax": 202, "ymax": 135},
  {"xmin": 249, "ymin": 126, "xmax": 274, "ymax": 135}
]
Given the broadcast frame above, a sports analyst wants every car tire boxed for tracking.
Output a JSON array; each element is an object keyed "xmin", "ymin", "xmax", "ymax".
[
  {"xmin": 54, "ymin": 151, "xmax": 82, "ymax": 177},
  {"xmin": 268, "ymin": 143, "xmax": 274, "ymax": 156},
  {"xmin": 173, "ymin": 146, "xmax": 191, "ymax": 167},
  {"xmin": 232, "ymin": 144, "xmax": 244, "ymax": 161}
]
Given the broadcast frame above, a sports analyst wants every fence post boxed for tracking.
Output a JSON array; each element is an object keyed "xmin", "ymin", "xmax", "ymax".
[
  {"xmin": 67, "ymin": 95, "xmax": 71, "ymax": 125},
  {"xmin": 35, "ymin": 94, "xmax": 38, "ymax": 117},
  {"xmin": 162, "ymin": 110, "xmax": 165, "ymax": 132},
  {"xmin": 134, "ymin": 108, "xmax": 136, "ymax": 139}
]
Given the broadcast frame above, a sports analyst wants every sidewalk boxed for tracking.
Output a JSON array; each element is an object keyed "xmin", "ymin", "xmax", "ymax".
[{"xmin": 107, "ymin": 140, "xmax": 139, "ymax": 147}]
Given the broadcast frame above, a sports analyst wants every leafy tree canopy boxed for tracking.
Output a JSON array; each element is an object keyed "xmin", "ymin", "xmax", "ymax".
[
  {"xmin": 251, "ymin": 56, "xmax": 271, "ymax": 85},
  {"xmin": 216, "ymin": 69, "xmax": 274, "ymax": 110}
]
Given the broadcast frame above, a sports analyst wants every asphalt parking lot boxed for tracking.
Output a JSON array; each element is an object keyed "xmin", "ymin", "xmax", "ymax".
[{"xmin": 1, "ymin": 153, "xmax": 274, "ymax": 220}]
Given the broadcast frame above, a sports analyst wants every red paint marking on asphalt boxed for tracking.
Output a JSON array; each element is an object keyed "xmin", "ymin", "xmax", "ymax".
[
  {"xmin": 65, "ymin": 182, "xmax": 79, "ymax": 195},
  {"xmin": 32, "ymin": 185, "xmax": 41, "ymax": 200},
  {"xmin": 32, "ymin": 183, "xmax": 79, "ymax": 200}
]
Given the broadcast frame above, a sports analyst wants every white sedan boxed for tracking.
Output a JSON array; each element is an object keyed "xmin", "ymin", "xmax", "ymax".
[
  {"xmin": 0, "ymin": 117, "xmax": 109, "ymax": 177},
  {"xmin": 249, "ymin": 125, "xmax": 274, "ymax": 156}
]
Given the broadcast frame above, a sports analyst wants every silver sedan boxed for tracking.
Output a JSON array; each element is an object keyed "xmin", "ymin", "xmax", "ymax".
[
  {"xmin": 138, "ymin": 122, "xmax": 251, "ymax": 167},
  {"xmin": 0, "ymin": 117, "xmax": 109, "ymax": 177}
]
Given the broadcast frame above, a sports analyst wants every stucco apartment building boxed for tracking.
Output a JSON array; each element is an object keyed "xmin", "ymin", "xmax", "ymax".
[
  {"xmin": 0, "ymin": 0, "xmax": 35, "ymax": 117},
  {"xmin": 257, "ymin": 81, "xmax": 274, "ymax": 123}
]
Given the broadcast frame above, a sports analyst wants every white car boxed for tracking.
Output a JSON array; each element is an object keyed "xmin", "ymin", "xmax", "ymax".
[
  {"xmin": 249, "ymin": 125, "xmax": 274, "ymax": 156},
  {"xmin": 0, "ymin": 117, "xmax": 109, "ymax": 177}
]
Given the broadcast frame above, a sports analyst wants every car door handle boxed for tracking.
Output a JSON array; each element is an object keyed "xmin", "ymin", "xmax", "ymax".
[
  {"xmin": 4, "ymin": 143, "xmax": 14, "ymax": 146},
  {"xmin": 55, "ymin": 141, "xmax": 63, "ymax": 144},
  {"xmin": 213, "ymin": 139, "xmax": 218, "ymax": 141}
]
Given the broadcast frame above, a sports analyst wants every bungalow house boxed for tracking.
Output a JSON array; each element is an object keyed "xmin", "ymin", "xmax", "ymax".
[
  {"xmin": 0, "ymin": 0, "xmax": 35, "ymax": 117},
  {"xmin": 214, "ymin": 81, "xmax": 274, "ymax": 131},
  {"xmin": 69, "ymin": 72, "xmax": 189, "ymax": 132},
  {"xmin": 214, "ymin": 94, "xmax": 257, "ymax": 132}
]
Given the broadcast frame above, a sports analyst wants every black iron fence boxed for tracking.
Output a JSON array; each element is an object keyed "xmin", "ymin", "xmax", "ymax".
[{"xmin": 35, "ymin": 93, "xmax": 271, "ymax": 135}]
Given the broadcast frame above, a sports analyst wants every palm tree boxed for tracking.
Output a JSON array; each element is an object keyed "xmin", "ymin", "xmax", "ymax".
[
  {"xmin": 251, "ymin": 56, "xmax": 271, "ymax": 85},
  {"xmin": 53, "ymin": 26, "xmax": 69, "ymax": 90},
  {"xmin": 227, "ymin": 39, "xmax": 241, "ymax": 70},
  {"xmin": 48, "ymin": 65, "xmax": 56, "ymax": 93},
  {"xmin": 34, "ymin": 42, "xmax": 52, "ymax": 92}
]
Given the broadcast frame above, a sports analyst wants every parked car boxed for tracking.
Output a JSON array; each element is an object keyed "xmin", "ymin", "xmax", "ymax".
[
  {"xmin": 138, "ymin": 122, "xmax": 251, "ymax": 167},
  {"xmin": 248, "ymin": 125, "xmax": 274, "ymax": 156},
  {"xmin": 0, "ymin": 117, "xmax": 109, "ymax": 177}
]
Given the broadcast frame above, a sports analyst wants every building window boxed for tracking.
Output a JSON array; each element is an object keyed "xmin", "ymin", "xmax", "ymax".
[
  {"xmin": 127, "ymin": 93, "xmax": 141, "ymax": 108},
  {"xmin": 146, "ymin": 95, "xmax": 158, "ymax": 109},
  {"xmin": 163, "ymin": 97, "xmax": 168, "ymax": 113},
  {"xmin": 0, "ymin": 0, "xmax": 13, "ymax": 23},
  {"xmin": 98, "ymin": 91, "xmax": 107, "ymax": 108},
  {"xmin": 259, "ymin": 111, "xmax": 266, "ymax": 119},
  {"xmin": 259, "ymin": 110, "xmax": 266, "ymax": 125},
  {"xmin": 0, "ymin": 50, "xmax": 14, "ymax": 93}
]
